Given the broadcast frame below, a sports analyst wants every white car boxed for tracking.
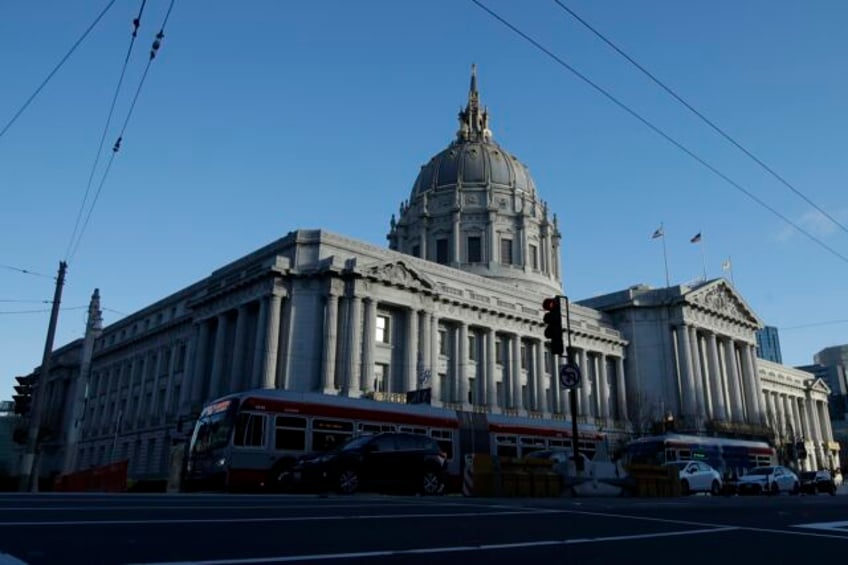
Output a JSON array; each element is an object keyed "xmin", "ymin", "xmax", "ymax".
[
  {"xmin": 737, "ymin": 465, "xmax": 800, "ymax": 495},
  {"xmin": 664, "ymin": 460, "xmax": 723, "ymax": 495}
]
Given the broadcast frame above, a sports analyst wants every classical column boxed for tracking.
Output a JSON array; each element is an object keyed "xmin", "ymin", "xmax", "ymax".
[
  {"xmin": 321, "ymin": 292, "xmax": 340, "ymax": 393},
  {"xmin": 421, "ymin": 311, "xmax": 432, "ymax": 379},
  {"xmin": 723, "ymin": 339, "xmax": 744, "ymax": 422},
  {"xmin": 190, "ymin": 320, "xmax": 211, "ymax": 405},
  {"xmin": 262, "ymin": 293, "xmax": 282, "ymax": 389},
  {"xmin": 578, "ymin": 349, "xmax": 590, "ymax": 417},
  {"xmin": 597, "ymin": 353, "xmax": 610, "ymax": 420},
  {"xmin": 750, "ymin": 345, "xmax": 767, "ymax": 423},
  {"xmin": 251, "ymin": 298, "xmax": 268, "ymax": 389},
  {"xmin": 706, "ymin": 333, "xmax": 727, "ymax": 421},
  {"xmin": 687, "ymin": 327, "xmax": 706, "ymax": 417},
  {"xmin": 615, "ymin": 356, "xmax": 628, "ymax": 421},
  {"xmin": 134, "ymin": 355, "xmax": 149, "ymax": 425},
  {"xmin": 820, "ymin": 401, "xmax": 834, "ymax": 442},
  {"xmin": 150, "ymin": 348, "xmax": 164, "ymax": 421},
  {"xmin": 430, "ymin": 314, "xmax": 440, "ymax": 404},
  {"xmin": 163, "ymin": 342, "xmax": 179, "ymax": 419},
  {"xmin": 208, "ymin": 314, "xmax": 229, "ymax": 399},
  {"xmin": 511, "ymin": 334, "xmax": 523, "ymax": 410},
  {"xmin": 361, "ymin": 298, "xmax": 376, "ymax": 394},
  {"xmin": 178, "ymin": 339, "xmax": 195, "ymax": 413},
  {"xmin": 677, "ymin": 326, "xmax": 697, "ymax": 418},
  {"xmin": 406, "ymin": 308, "xmax": 419, "ymax": 393},
  {"xmin": 799, "ymin": 397, "xmax": 812, "ymax": 442},
  {"xmin": 697, "ymin": 334, "xmax": 713, "ymax": 419},
  {"xmin": 765, "ymin": 391, "xmax": 777, "ymax": 430},
  {"xmin": 229, "ymin": 304, "xmax": 249, "ymax": 393},
  {"xmin": 486, "ymin": 328, "xmax": 497, "ymax": 408},
  {"xmin": 343, "ymin": 296, "xmax": 363, "ymax": 396},
  {"xmin": 458, "ymin": 323, "xmax": 469, "ymax": 406},
  {"xmin": 739, "ymin": 344, "xmax": 762, "ymax": 424},
  {"xmin": 535, "ymin": 340, "xmax": 547, "ymax": 413},
  {"xmin": 487, "ymin": 212, "xmax": 497, "ymax": 266}
]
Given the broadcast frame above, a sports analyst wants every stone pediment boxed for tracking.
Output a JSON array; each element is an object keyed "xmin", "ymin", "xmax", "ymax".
[
  {"xmin": 685, "ymin": 279, "xmax": 762, "ymax": 327},
  {"xmin": 362, "ymin": 260, "xmax": 435, "ymax": 292},
  {"xmin": 807, "ymin": 377, "xmax": 831, "ymax": 395}
]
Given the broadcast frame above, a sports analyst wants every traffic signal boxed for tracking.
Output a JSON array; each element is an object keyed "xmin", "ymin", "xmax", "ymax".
[
  {"xmin": 542, "ymin": 297, "xmax": 564, "ymax": 355},
  {"xmin": 13, "ymin": 375, "xmax": 34, "ymax": 416}
]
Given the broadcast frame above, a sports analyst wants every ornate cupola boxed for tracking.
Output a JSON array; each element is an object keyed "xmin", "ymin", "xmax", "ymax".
[{"xmin": 388, "ymin": 65, "xmax": 562, "ymax": 295}]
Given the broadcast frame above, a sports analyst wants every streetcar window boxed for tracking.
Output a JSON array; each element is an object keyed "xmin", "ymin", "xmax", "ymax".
[
  {"xmin": 234, "ymin": 413, "xmax": 266, "ymax": 448},
  {"xmin": 312, "ymin": 418, "xmax": 354, "ymax": 451},
  {"xmin": 430, "ymin": 429, "xmax": 454, "ymax": 460},
  {"xmin": 274, "ymin": 416, "xmax": 306, "ymax": 451}
]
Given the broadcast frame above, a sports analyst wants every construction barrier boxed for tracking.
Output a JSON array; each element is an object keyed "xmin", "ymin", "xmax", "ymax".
[
  {"xmin": 462, "ymin": 454, "xmax": 562, "ymax": 498},
  {"xmin": 53, "ymin": 460, "xmax": 129, "ymax": 493},
  {"xmin": 625, "ymin": 464, "xmax": 681, "ymax": 497}
]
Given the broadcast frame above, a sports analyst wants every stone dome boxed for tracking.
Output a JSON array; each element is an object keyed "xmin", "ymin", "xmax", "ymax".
[
  {"xmin": 411, "ymin": 141, "xmax": 537, "ymax": 199},
  {"xmin": 387, "ymin": 65, "xmax": 562, "ymax": 296}
]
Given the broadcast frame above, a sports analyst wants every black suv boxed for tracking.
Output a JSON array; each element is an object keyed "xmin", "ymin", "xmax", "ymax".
[
  {"xmin": 292, "ymin": 432, "xmax": 447, "ymax": 495},
  {"xmin": 799, "ymin": 470, "xmax": 837, "ymax": 495}
]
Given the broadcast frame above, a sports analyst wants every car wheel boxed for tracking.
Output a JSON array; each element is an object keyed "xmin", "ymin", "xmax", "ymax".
[
  {"xmin": 791, "ymin": 482, "xmax": 800, "ymax": 495},
  {"xmin": 337, "ymin": 468, "xmax": 359, "ymax": 495},
  {"xmin": 680, "ymin": 479, "xmax": 690, "ymax": 496},
  {"xmin": 711, "ymin": 480, "xmax": 721, "ymax": 496},
  {"xmin": 421, "ymin": 469, "xmax": 444, "ymax": 496}
]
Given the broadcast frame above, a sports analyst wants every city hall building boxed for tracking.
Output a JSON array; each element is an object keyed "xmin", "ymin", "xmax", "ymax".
[{"xmin": 23, "ymin": 69, "xmax": 839, "ymax": 481}]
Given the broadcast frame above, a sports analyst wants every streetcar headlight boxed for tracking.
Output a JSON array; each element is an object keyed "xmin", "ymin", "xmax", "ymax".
[{"xmin": 215, "ymin": 457, "xmax": 227, "ymax": 467}]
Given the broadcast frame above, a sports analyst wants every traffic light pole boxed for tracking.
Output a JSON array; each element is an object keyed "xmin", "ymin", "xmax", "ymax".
[
  {"xmin": 564, "ymin": 296, "xmax": 583, "ymax": 472},
  {"xmin": 19, "ymin": 260, "xmax": 67, "ymax": 492}
]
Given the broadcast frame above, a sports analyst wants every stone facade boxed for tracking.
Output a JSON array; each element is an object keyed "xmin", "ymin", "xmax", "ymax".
[{"xmin": 16, "ymin": 67, "xmax": 839, "ymax": 481}]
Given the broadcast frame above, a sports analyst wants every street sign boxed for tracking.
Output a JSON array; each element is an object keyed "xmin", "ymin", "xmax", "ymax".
[{"xmin": 559, "ymin": 363, "xmax": 581, "ymax": 388}]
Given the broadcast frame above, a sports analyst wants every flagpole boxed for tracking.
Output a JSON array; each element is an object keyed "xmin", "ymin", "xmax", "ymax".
[
  {"xmin": 728, "ymin": 255, "xmax": 734, "ymax": 285},
  {"xmin": 700, "ymin": 232, "xmax": 707, "ymax": 281},
  {"xmin": 661, "ymin": 222, "xmax": 670, "ymax": 287}
]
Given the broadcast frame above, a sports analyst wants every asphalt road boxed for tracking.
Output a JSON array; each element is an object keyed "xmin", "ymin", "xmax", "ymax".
[{"xmin": 0, "ymin": 491, "xmax": 847, "ymax": 564}]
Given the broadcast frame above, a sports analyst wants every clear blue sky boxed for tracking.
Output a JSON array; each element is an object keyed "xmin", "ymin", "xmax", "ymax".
[{"xmin": 2, "ymin": 1, "xmax": 847, "ymax": 399}]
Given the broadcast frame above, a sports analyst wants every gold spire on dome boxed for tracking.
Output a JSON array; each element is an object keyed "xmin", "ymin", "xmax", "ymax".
[{"xmin": 457, "ymin": 64, "xmax": 492, "ymax": 142}]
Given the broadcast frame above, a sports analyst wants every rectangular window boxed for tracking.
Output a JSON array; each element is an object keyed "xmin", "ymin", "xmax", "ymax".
[
  {"xmin": 312, "ymin": 419, "xmax": 353, "ymax": 451},
  {"xmin": 234, "ymin": 413, "xmax": 266, "ymax": 448},
  {"xmin": 521, "ymin": 344, "xmax": 528, "ymax": 369},
  {"xmin": 412, "ymin": 244, "xmax": 420, "ymax": 258},
  {"xmin": 468, "ymin": 378, "xmax": 475, "ymax": 404},
  {"xmin": 468, "ymin": 334, "xmax": 477, "ymax": 360},
  {"xmin": 467, "ymin": 236, "xmax": 482, "ymax": 263},
  {"xmin": 501, "ymin": 238, "xmax": 513, "ymax": 265},
  {"xmin": 376, "ymin": 315, "xmax": 391, "ymax": 344},
  {"xmin": 436, "ymin": 238, "xmax": 449, "ymax": 264},
  {"xmin": 529, "ymin": 244, "xmax": 538, "ymax": 270},
  {"xmin": 374, "ymin": 363, "xmax": 389, "ymax": 392},
  {"xmin": 439, "ymin": 330, "xmax": 447, "ymax": 356},
  {"xmin": 171, "ymin": 385, "xmax": 181, "ymax": 415},
  {"xmin": 274, "ymin": 416, "xmax": 306, "ymax": 451},
  {"xmin": 495, "ymin": 338, "xmax": 503, "ymax": 365},
  {"xmin": 176, "ymin": 344, "xmax": 186, "ymax": 372}
]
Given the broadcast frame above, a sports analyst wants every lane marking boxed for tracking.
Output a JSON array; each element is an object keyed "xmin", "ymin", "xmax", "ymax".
[
  {"xmin": 0, "ymin": 502, "xmax": 468, "ymax": 512},
  {"xmin": 793, "ymin": 520, "xmax": 848, "ymax": 532},
  {"xmin": 127, "ymin": 527, "xmax": 738, "ymax": 564},
  {"xmin": 0, "ymin": 509, "xmax": 559, "ymax": 527}
]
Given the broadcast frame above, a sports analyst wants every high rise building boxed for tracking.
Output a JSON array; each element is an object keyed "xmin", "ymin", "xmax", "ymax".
[{"xmin": 756, "ymin": 326, "xmax": 783, "ymax": 364}]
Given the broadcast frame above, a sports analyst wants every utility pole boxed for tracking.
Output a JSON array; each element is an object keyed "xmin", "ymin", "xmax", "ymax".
[{"xmin": 19, "ymin": 260, "xmax": 67, "ymax": 492}]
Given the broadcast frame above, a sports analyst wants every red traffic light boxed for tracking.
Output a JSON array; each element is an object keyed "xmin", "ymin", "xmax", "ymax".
[{"xmin": 542, "ymin": 297, "xmax": 559, "ymax": 311}]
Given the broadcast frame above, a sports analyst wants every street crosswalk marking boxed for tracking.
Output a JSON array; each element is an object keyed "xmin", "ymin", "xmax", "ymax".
[{"xmin": 793, "ymin": 520, "xmax": 848, "ymax": 533}]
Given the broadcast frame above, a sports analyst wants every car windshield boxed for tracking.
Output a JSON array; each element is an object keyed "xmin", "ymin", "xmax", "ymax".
[
  {"xmin": 666, "ymin": 462, "xmax": 690, "ymax": 470},
  {"xmin": 800, "ymin": 472, "xmax": 817, "ymax": 480},
  {"xmin": 189, "ymin": 401, "xmax": 236, "ymax": 457},
  {"xmin": 341, "ymin": 436, "xmax": 374, "ymax": 452},
  {"xmin": 747, "ymin": 467, "xmax": 774, "ymax": 476}
]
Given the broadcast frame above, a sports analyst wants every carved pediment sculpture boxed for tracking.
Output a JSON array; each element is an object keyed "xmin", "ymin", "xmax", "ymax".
[
  {"xmin": 364, "ymin": 260, "xmax": 435, "ymax": 292},
  {"xmin": 688, "ymin": 281, "xmax": 761, "ymax": 326}
]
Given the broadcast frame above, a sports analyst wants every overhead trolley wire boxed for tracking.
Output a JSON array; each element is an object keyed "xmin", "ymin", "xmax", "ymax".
[
  {"xmin": 469, "ymin": 0, "xmax": 848, "ymax": 266},
  {"xmin": 66, "ymin": 0, "xmax": 149, "ymax": 262},
  {"xmin": 68, "ymin": 0, "xmax": 176, "ymax": 264},
  {"xmin": 0, "ymin": 0, "xmax": 118, "ymax": 141},
  {"xmin": 551, "ymin": 0, "xmax": 848, "ymax": 237},
  {"xmin": 0, "ymin": 263, "xmax": 54, "ymax": 279}
]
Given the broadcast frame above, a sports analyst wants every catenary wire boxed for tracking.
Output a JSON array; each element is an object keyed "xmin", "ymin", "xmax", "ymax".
[
  {"xmin": 0, "ymin": 264, "xmax": 54, "ymax": 279},
  {"xmin": 68, "ymin": 0, "xmax": 175, "ymax": 264},
  {"xmin": 0, "ymin": 0, "xmax": 118, "ymax": 140},
  {"xmin": 66, "ymin": 0, "xmax": 148, "ymax": 261},
  {"xmin": 469, "ymin": 0, "xmax": 848, "ymax": 265},
  {"xmin": 551, "ymin": 0, "xmax": 848, "ymax": 237}
]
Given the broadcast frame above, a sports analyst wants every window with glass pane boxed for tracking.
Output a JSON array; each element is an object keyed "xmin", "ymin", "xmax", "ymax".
[
  {"xmin": 436, "ymin": 238, "xmax": 449, "ymax": 264},
  {"xmin": 501, "ymin": 238, "xmax": 513, "ymax": 264},
  {"xmin": 529, "ymin": 244, "xmax": 538, "ymax": 270},
  {"xmin": 439, "ymin": 330, "xmax": 447, "ymax": 355},
  {"xmin": 376, "ymin": 315, "xmax": 390, "ymax": 343},
  {"xmin": 467, "ymin": 236, "xmax": 482, "ymax": 263},
  {"xmin": 275, "ymin": 416, "xmax": 306, "ymax": 450},
  {"xmin": 412, "ymin": 244, "xmax": 420, "ymax": 258}
]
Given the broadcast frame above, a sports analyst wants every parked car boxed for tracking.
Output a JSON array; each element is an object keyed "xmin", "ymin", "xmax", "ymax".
[
  {"xmin": 290, "ymin": 432, "xmax": 447, "ymax": 495},
  {"xmin": 663, "ymin": 460, "xmax": 723, "ymax": 495},
  {"xmin": 800, "ymin": 470, "xmax": 837, "ymax": 495},
  {"xmin": 737, "ymin": 466, "xmax": 799, "ymax": 495}
]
